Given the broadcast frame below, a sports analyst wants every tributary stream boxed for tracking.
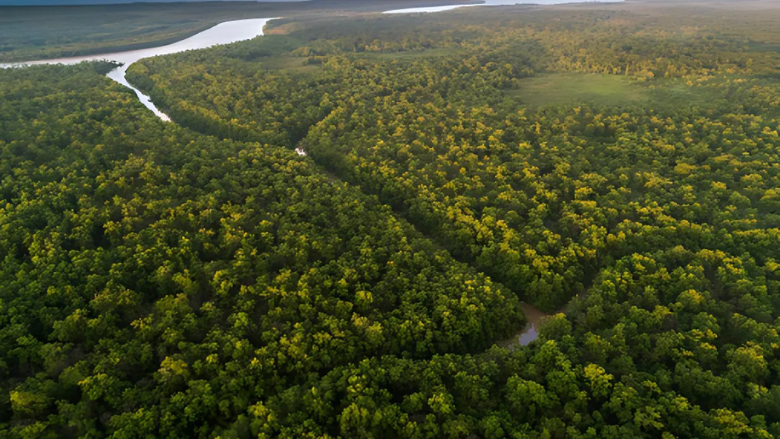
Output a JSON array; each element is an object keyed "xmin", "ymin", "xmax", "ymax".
[{"xmin": 1, "ymin": 3, "xmax": 617, "ymax": 345}]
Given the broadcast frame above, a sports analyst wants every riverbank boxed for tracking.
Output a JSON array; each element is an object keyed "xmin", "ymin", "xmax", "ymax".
[
  {"xmin": 0, "ymin": 0, "xmax": 477, "ymax": 63},
  {"xmin": 1, "ymin": 18, "xmax": 278, "ymax": 120}
]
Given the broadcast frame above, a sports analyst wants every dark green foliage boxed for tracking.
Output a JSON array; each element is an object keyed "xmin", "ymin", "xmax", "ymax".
[
  {"xmin": 6, "ymin": 2, "xmax": 780, "ymax": 438},
  {"xmin": 0, "ymin": 63, "xmax": 520, "ymax": 438}
]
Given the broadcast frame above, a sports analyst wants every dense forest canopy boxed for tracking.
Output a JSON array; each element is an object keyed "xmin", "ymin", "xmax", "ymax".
[{"xmin": 5, "ymin": 1, "xmax": 780, "ymax": 438}]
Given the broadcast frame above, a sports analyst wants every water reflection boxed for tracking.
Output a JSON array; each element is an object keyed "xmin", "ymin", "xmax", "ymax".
[
  {"xmin": 384, "ymin": 4, "xmax": 478, "ymax": 14},
  {"xmin": 1, "ymin": 18, "xmax": 275, "ymax": 121},
  {"xmin": 385, "ymin": 0, "xmax": 624, "ymax": 14},
  {"xmin": 498, "ymin": 302, "xmax": 549, "ymax": 348}
]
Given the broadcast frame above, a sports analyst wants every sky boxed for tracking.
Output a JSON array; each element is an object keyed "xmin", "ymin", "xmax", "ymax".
[{"xmin": 0, "ymin": 0, "xmax": 307, "ymax": 5}]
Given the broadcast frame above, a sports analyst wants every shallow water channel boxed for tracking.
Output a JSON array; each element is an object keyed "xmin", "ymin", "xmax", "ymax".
[
  {"xmin": 3, "ymin": 7, "xmax": 590, "ymax": 346},
  {"xmin": 498, "ymin": 303, "xmax": 550, "ymax": 347}
]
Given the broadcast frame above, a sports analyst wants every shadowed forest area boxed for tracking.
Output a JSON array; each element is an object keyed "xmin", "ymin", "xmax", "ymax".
[{"xmin": 5, "ymin": 0, "xmax": 780, "ymax": 438}]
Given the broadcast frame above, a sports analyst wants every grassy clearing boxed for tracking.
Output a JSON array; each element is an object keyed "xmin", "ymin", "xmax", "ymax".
[
  {"xmin": 511, "ymin": 72, "xmax": 737, "ymax": 111},
  {"xmin": 357, "ymin": 47, "xmax": 460, "ymax": 61},
  {"xmin": 259, "ymin": 56, "xmax": 322, "ymax": 73},
  {"xmin": 646, "ymin": 82, "xmax": 722, "ymax": 109},
  {"xmin": 512, "ymin": 73, "xmax": 648, "ymax": 107}
]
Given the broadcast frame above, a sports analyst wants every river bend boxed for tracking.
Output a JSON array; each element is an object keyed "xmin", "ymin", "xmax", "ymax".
[
  {"xmin": 0, "ymin": 4, "xmax": 609, "ymax": 345},
  {"xmin": 1, "ymin": 18, "xmax": 276, "ymax": 120}
]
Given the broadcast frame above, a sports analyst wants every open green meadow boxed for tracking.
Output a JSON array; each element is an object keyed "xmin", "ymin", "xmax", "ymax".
[{"xmin": 512, "ymin": 73, "xmax": 647, "ymax": 107}]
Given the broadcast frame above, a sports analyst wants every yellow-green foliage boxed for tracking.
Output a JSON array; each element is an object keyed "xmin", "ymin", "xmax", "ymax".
[{"xmin": 6, "ymin": 2, "xmax": 780, "ymax": 438}]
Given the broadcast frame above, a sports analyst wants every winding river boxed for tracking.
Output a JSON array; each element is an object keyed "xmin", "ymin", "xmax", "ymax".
[
  {"xmin": 2, "ymin": 0, "xmax": 622, "ymax": 121},
  {"xmin": 0, "ymin": 18, "xmax": 276, "ymax": 121},
  {"xmin": 0, "ymin": 1, "xmax": 620, "ymax": 345}
]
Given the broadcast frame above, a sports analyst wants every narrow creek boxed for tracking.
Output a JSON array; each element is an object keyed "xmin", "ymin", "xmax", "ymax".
[{"xmin": 1, "ymin": 6, "xmax": 588, "ymax": 348}]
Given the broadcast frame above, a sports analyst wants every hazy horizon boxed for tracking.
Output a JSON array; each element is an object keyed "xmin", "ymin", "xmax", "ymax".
[{"xmin": 0, "ymin": 0, "xmax": 309, "ymax": 5}]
